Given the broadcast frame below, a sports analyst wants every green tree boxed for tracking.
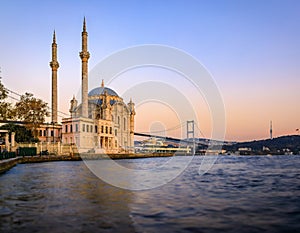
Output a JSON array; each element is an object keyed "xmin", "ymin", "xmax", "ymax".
[
  {"xmin": 0, "ymin": 80, "xmax": 14, "ymax": 120},
  {"xmin": 14, "ymin": 92, "xmax": 49, "ymax": 139},
  {"xmin": 0, "ymin": 123, "xmax": 36, "ymax": 143}
]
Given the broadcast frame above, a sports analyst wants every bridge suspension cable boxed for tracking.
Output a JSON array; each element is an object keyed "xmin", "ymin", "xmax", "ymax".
[
  {"xmin": 138, "ymin": 121, "xmax": 187, "ymax": 134},
  {"xmin": 194, "ymin": 121, "xmax": 206, "ymax": 139}
]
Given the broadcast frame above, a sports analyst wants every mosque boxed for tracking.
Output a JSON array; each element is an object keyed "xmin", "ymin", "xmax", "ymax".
[{"xmin": 48, "ymin": 18, "xmax": 135, "ymax": 154}]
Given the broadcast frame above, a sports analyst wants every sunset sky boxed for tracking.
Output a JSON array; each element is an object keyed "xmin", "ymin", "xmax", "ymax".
[{"xmin": 0, "ymin": 0, "xmax": 299, "ymax": 141}]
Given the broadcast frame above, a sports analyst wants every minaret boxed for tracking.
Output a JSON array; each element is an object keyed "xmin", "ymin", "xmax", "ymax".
[
  {"xmin": 50, "ymin": 30, "xmax": 59, "ymax": 123},
  {"xmin": 270, "ymin": 120, "xmax": 273, "ymax": 140},
  {"xmin": 79, "ymin": 17, "xmax": 90, "ymax": 118}
]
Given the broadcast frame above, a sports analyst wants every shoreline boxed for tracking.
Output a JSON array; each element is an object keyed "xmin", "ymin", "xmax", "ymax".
[
  {"xmin": 0, "ymin": 153, "xmax": 176, "ymax": 174},
  {"xmin": 1, "ymin": 153, "xmax": 298, "ymax": 175}
]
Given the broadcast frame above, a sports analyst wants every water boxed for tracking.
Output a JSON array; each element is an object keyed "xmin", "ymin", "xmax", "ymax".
[{"xmin": 0, "ymin": 155, "xmax": 299, "ymax": 233}]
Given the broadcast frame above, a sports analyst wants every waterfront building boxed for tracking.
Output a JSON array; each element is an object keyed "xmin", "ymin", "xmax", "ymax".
[
  {"xmin": 60, "ymin": 19, "xmax": 135, "ymax": 153},
  {"xmin": 36, "ymin": 123, "xmax": 62, "ymax": 143},
  {"xmin": 135, "ymin": 138, "xmax": 191, "ymax": 154}
]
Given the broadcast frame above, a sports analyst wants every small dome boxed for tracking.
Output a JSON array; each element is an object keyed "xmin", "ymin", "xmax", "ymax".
[{"xmin": 88, "ymin": 87, "xmax": 119, "ymax": 97}]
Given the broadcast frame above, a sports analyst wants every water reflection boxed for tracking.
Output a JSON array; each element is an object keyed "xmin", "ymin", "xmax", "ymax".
[
  {"xmin": 0, "ymin": 162, "xmax": 134, "ymax": 233},
  {"xmin": 0, "ymin": 156, "xmax": 300, "ymax": 233}
]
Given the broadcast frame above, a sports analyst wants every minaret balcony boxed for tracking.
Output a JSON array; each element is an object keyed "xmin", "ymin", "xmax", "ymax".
[
  {"xmin": 50, "ymin": 61, "xmax": 59, "ymax": 69},
  {"xmin": 80, "ymin": 51, "xmax": 90, "ymax": 60}
]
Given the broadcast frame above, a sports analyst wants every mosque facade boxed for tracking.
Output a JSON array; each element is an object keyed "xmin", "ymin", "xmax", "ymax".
[{"xmin": 50, "ymin": 19, "xmax": 135, "ymax": 153}]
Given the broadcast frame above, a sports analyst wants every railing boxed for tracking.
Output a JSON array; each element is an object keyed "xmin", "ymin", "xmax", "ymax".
[{"xmin": 0, "ymin": 151, "xmax": 16, "ymax": 160}]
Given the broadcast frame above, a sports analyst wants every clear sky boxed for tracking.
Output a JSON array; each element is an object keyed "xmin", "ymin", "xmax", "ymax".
[{"xmin": 0, "ymin": 0, "xmax": 299, "ymax": 141}]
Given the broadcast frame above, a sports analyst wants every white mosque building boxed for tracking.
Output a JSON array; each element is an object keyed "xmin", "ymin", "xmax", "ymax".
[{"xmin": 49, "ymin": 18, "xmax": 135, "ymax": 154}]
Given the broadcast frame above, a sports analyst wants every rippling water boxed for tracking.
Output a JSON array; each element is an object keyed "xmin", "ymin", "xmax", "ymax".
[{"xmin": 0, "ymin": 155, "xmax": 299, "ymax": 233}]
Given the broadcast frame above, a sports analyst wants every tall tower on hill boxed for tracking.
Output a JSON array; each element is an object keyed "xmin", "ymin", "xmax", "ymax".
[
  {"xmin": 50, "ymin": 30, "xmax": 59, "ymax": 123},
  {"xmin": 270, "ymin": 120, "xmax": 273, "ymax": 140},
  {"xmin": 80, "ymin": 17, "xmax": 90, "ymax": 118}
]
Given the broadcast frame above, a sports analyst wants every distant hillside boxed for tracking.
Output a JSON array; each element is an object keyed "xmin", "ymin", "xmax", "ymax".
[
  {"xmin": 223, "ymin": 135, "xmax": 300, "ymax": 155},
  {"xmin": 135, "ymin": 135, "xmax": 300, "ymax": 155}
]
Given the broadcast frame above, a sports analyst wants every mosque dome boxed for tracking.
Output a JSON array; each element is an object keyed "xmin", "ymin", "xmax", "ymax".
[
  {"xmin": 88, "ymin": 86, "xmax": 119, "ymax": 97},
  {"xmin": 88, "ymin": 80, "xmax": 119, "ymax": 97}
]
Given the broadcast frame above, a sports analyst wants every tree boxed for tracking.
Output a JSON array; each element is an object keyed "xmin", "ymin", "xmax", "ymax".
[
  {"xmin": 0, "ymin": 80, "xmax": 14, "ymax": 120},
  {"xmin": 0, "ymin": 123, "xmax": 36, "ymax": 143},
  {"xmin": 14, "ymin": 92, "xmax": 49, "ymax": 138}
]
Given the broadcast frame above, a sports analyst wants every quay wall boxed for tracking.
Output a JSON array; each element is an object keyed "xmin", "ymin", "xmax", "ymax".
[
  {"xmin": 0, "ymin": 158, "xmax": 20, "ymax": 174},
  {"xmin": 0, "ymin": 152, "xmax": 178, "ymax": 174},
  {"xmin": 0, "ymin": 156, "xmax": 82, "ymax": 174}
]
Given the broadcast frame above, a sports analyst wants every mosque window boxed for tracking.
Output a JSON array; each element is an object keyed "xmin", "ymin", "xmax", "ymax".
[
  {"xmin": 101, "ymin": 126, "xmax": 104, "ymax": 133},
  {"xmin": 70, "ymin": 125, "xmax": 73, "ymax": 133},
  {"xmin": 95, "ymin": 125, "xmax": 98, "ymax": 133},
  {"xmin": 65, "ymin": 125, "xmax": 68, "ymax": 133}
]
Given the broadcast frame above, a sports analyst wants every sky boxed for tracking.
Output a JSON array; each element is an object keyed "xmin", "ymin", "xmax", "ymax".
[{"xmin": 0, "ymin": 0, "xmax": 299, "ymax": 141}]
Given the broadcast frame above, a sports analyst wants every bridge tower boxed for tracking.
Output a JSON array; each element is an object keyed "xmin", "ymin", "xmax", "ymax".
[{"xmin": 187, "ymin": 120, "xmax": 195, "ymax": 154}]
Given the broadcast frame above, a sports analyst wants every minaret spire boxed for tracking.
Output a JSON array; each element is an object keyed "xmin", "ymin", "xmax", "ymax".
[
  {"xmin": 50, "ymin": 30, "xmax": 59, "ymax": 124},
  {"xmin": 83, "ymin": 16, "xmax": 86, "ymax": 32},
  {"xmin": 80, "ymin": 17, "xmax": 90, "ymax": 118},
  {"xmin": 53, "ymin": 30, "xmax": 56, "ymax": 43}
]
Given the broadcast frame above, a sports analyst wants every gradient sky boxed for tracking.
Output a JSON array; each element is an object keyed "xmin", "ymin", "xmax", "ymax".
[{"xmin": 0, "ymin": 0, "xmax": 299, "ymax": 141}]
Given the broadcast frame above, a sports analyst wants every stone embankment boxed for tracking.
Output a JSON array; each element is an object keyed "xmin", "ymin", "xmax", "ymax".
[
  {"xmin": 0, "ymin": 156, "xmax": 81, "ymax": 174},
  {"xmin": 0, "ymin": 158, "xmax": 21, "ymax": 174},
  {"xmin": 0, "ymin": 152, "xmax": 178, "ymax": 174}
]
